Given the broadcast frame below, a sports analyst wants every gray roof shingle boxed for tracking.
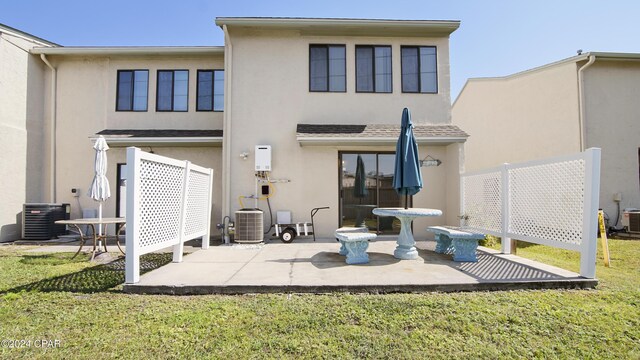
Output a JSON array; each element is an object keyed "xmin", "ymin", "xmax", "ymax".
[
  {"xmin": 296, "ymin": 124, "xmax": 468, "ymax": 138},
  {"xmin": 97, "ymin": 129, "xmax": 223, "ymax": 138}
]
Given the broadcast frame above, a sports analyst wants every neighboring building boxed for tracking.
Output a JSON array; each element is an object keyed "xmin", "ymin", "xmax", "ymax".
[
  {"xmin": 453, "ymin": 52, "xmax": 640, "ymax": 227},
  {"xmin": 2, "ymin": 17, "xmax": 466, "ymax": 241},
  {"xmin": 0, "ymin": 24, "xmax": 56, "ymax": 242}
]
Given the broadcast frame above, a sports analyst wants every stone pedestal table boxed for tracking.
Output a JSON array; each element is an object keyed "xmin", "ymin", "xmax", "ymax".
[{"xmin": 372, "ymin": 207, "xmax": 442, "ymax": 260}]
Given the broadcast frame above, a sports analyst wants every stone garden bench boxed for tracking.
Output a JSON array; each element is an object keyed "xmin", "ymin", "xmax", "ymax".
[
  {"xmin": 334, "ymin": 227, "xmax": 376, "ymax": 265},
  {"xmin": 426, "ymin": 226, "xmax": 485, "ymax": 262}
]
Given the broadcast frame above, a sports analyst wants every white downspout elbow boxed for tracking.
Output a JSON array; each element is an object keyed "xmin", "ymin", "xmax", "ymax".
[
  {"xmin": 40, "ymin": 54, "xmax": 57, "ymax": 203},
  {"xmin": 577, "ymin": 55, "xmax": 596, "ymax": 152}
]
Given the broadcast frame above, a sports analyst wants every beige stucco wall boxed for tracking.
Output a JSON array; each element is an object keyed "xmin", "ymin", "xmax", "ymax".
[
  {"xmin": 0, "ymin": 32, "xmax": 47, "ymax": 241},
  {"xmin": 226, "ymin": 28, "xmax": 457, "ymax": 238},
  {"xmin": 584, "ymin": 60, "xmax": 640, "ymax": 221},
  {"xmin": 452, "ymin": 61, "xmax": 582, "ymax": 172},
  {"xmin": 48, "ymin": 54, "xmax": 224, "ymax": 235}
]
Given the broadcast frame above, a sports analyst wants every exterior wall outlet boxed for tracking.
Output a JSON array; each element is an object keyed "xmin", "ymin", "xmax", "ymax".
[{"xmin": 613, "ymin": 192, "xmax": 622, "ymax": 202}]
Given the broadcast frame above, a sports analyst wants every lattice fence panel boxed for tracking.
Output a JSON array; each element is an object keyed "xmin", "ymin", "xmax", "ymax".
[
  {"xmin": 461, "ymin": 170, "xmax": 502, "ymax": 235},
  {"xmin": 138, "ymin": 159, "xmax": 184, "ymax": 249},
  {"xmin": 508, "ymin": 159, "xmax": 585, "ymax": 247},
  {"xmin": 184, "ymin": 169, "xmax": 210, "ymax": 238}
]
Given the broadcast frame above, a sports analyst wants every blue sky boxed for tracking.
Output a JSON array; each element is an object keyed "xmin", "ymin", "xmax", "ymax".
[{"xmin": 2, "ymin": 0, "xmax": 638, "ymax": 100}]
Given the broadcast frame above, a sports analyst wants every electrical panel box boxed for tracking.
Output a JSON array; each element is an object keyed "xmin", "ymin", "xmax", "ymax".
[{"xmin": 255, "ymin": 145, "xmax": 272, "ymax": 171}]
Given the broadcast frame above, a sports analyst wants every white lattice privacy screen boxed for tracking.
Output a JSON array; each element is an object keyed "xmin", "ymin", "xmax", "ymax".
[
  {"xmin": 460, "ymin": 148, "xmax": 601, "ymax": 278},
  {"xmin": 125, "ymin": 147, "xmax": 214, "ymax": 284}
]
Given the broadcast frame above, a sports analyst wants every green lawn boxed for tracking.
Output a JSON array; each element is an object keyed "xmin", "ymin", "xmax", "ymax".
[{"xmin": 0, "ymin": 241, "xmax": 638, "ymax": 359}]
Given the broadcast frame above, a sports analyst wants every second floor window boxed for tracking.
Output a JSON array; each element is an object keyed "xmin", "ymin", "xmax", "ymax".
[
  {"xmin": 356, "ymin": 45, "xmax": 392, "ymax": 93},
  {"xmin": 157, "ymin": 70, "xmax": 189, "ymax": 111},
  {"xmin": 401, "ymin": 46, "xmax": 438, "ymax": 93},
  {"xmin": 309, "ymin": 44, "xmax": 346, "ymax": 92},
  {"xmin": 197, "ymin": 70, "xmax": 224, "ymax": 111},
  {"xmin": 116, "ymin": 70, "xmax": 148, "ymax": 111}
]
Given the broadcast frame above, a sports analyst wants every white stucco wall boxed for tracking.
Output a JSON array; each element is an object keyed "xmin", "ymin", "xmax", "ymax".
[
  {"xmin": 452, "ymin": 62, "xmax": 582, "ymax": 172},
  {"xmin": 226, "ymin": 28, "xmax": 457, "ymax": 238},
  {"xmin": 48, "ymin": 53, "xmax": 224, "ymax": 235},
  {"xmin": 0, "ymin": 32, "xmax": 47, "ymax": 241},
  {"xmin": 584, "ymin": 60, "xmax": 640, "ymax": 222}
]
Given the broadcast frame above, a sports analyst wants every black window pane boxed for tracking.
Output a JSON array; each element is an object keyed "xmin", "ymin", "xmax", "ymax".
[
  {"xmin": 375, "ymin": 47, "xmax": 392, "ymax": 93},
  {"xmin": 213, "ymin": 70, "xmax": 224, "ymax": 111},
  {"xmin": 133, "ymin": 70, "xmax": 148, "ymax": 111},
  {"xmin": 157, "ymin": 71, "xmax": 173, "ymax": 111},
  {"xmin": 402, "ymin": 47, "xmax": 419, "ymax": 92},
  {"xmin": 420, "ymin": 47, "xmax": 437, "ymax": 93},
  {"xmin": 197, "ymin": 71, "xmax": 213, "ymax": 111},
  {"xmin": 117, "ymin": 71, "xmax": 133, "ymax": 111},
  {"xmin": 310, "ymin": 46, "xmax": 328, "ymax": 91},
  {"xmin": 328, "ymin": 46, "xmax": 345, "ymax": 92},
  {"xmin": 356, "ymin": 47, "xmax": 373, "ymax": 92}
]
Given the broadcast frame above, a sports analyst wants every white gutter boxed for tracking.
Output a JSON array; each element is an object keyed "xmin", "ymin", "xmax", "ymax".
[
  {"xmin": 577, "ymin": 55, "xmax": 596, "ymax": 151},
  {"xmin": 31, "ymin": 46, "xmax": 224, "ymax": 56},
  {"xmin": 40, "ymin": 54, "xmax": 57, "ymax": 202},
  {"xmin": 221, "ymin": 25, "xmax": 233, "ymax": 220}
]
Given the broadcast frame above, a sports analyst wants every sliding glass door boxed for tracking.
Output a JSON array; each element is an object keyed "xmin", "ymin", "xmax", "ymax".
[{"xmin": 339, "ymin": 152, "xmax": 406, "ymax": 234}]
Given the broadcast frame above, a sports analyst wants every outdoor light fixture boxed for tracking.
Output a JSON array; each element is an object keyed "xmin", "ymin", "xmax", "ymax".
[
  {"xmin": 420, "ymin": 155, "xmax": 442, "ymax": 167},
  {"xmin": 240, "ymin": 151, "xmax": 249, "ymax": 160}
]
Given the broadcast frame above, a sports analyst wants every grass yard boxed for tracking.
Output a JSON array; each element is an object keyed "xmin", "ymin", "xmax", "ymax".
[{"xmin": 0, "ymin": 240, "xmax": 638, "ymax": 359}]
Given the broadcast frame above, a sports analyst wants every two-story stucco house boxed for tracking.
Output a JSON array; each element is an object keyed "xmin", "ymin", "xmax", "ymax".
[
  {"xmin": 0, "ymin": 24, "xmax": 56, "ymax": 242},
  {"xmin": 453, "ymin": 52, "xmax": 640, "ymax": 229},
  {"xmin": 2, "ymin": 17, "xmax": 466, "ymax": 242}
]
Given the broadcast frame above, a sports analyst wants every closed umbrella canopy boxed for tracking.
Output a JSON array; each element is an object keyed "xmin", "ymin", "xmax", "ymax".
[
  {"xmin": 392, "ymin": 108, "xmax": 423, "ymax": 207},
  {"xmin": 353, "ymin": 154, "xmax": 369, "ymax": 199},
  {"xmin": 89, "ymin": 136, "xmax": 111, "ymax": 235}
]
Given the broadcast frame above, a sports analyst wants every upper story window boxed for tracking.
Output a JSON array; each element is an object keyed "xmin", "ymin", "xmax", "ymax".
[
  {"xmin": 197, "ymin": 70, "xmax": 224, "ymax": 111},
  {"xmin": 356, "ymin": 45, "xmax": 392, "ymax": 93},
  {"xmin": 309, "ymin": 44, "xmax": 346, "ymax": 92},
  {"xmin": 401, "ymin": 46, "xmax": 438, "ymax": 93},
  {"xmin": 116, "ymin": 70, "xmax": 148, "ymax": 111},
  {"xmin": 157, "ymin": 70, "xmax": 189, "ymax": 111}
]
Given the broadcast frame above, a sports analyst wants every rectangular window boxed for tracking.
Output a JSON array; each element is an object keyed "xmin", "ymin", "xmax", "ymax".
[
  {"xmin": 356, "ymin": 45, "xmax": 392, "ymax": 93},
  {"xmin": 197, "ymin": 70, "xmax": 224, "ymax": 111},
  {"xmin": 401, "ymin": 46, "xmax": 438, "ymax": 93},
  {"xmin": 309, "ymin": 44, "xmax": 346, "ymax": 92},
  {"xmin": 116, "ymin": 70, "xmax": 148, "ymax": 111},
  {"xmin": 156, "ymin": 70, "xmax": 189, "ymax": 111}
]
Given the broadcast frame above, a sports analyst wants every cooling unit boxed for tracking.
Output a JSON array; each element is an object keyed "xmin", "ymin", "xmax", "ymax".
[
  {"xmin": 234, "ymin": 209, "xmax": 264, "ymax": 243},
  {"xmin": 22, "ymin": 203, "xmax": 70, "ymax": 240},
  {"xmin": 622, "ymin": 209, "xmax": 640, "ymax": 233}
]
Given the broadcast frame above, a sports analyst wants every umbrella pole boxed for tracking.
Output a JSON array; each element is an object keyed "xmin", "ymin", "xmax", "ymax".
[
  {"xmin": 98, "ymin": 203, "xmax": 103, "ymax": 236},
  {"xmin": 405, "ymin": 194, "xmax": 408, "ymax": 209}
]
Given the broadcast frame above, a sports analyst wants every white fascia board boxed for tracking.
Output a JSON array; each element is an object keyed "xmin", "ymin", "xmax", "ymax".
[
  {"xmin": 31, "ymin": 46, "xmax": 224, "ymax": 56},
  {"xmin": 215, "ymin": 17, "xmax": 460, "ymax": 36},
  {"xmin": 91, "ymin": 136, "xmax": 223, "ymax": 147},
  {"xmin": 297, "ymin": 136, "xmax": 467, "ymax": 146}
]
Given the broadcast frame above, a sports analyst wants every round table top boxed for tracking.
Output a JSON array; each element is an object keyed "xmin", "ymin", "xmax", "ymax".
[{"xmin": 372, "ymin": 207, "xmax": 442, "ymax": 217}]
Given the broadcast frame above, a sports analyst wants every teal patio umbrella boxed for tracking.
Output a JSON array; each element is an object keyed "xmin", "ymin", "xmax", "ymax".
[{"xmin": 392, "ymin": 108, "xmax": 423, "ymax": 208}]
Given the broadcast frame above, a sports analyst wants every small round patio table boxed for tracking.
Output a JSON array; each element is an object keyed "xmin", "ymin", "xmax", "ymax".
[{"xmin": 372, "ymin": 208, "xmax": 442, "ymax": 260}]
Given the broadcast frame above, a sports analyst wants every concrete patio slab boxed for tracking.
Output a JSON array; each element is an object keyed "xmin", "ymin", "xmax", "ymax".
[{"xmin": 123, "ymin": 236, "xmax": 597, "ymax": 295}]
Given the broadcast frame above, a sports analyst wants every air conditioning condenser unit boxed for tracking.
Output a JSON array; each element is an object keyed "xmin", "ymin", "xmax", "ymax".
[{"xmin": 622, "ymin": 209, "xmax": 640, "ymax": 233}]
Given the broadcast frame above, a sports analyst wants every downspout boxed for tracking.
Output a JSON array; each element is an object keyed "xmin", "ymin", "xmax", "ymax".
[
  {"xmin": 221, "ymin": 25, "xmax": 233, "ymax": 219},
  {"xmin": 40, "ymin": 54, "xmax": 57, "ymax": 203},
  {"xmin": 577, "ymin": 55, "xmax": 596, "ymax": 152}
]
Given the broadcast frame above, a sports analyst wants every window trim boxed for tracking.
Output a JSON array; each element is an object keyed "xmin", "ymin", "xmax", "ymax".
[
  {"xmin": 400, "ymin": 45, "xmax": 438, "ymax": 94},
  {"xmin": 309, "ymin": 44, "xmax": 347, "ymax": 93},
  {"xmin": 115, "ymin": 69, "xmax": 149, "ymax": 112},
  {"xmin": 156, "ymin": 69, "xmax": 189, "ymax": 112},
  {"xmin": 196, "ymin": 69, "xmax": 224, "ymax": 112},
  {"xmin": 355, "ymin": 45, "xmax": 393, "ymax": 94}
]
